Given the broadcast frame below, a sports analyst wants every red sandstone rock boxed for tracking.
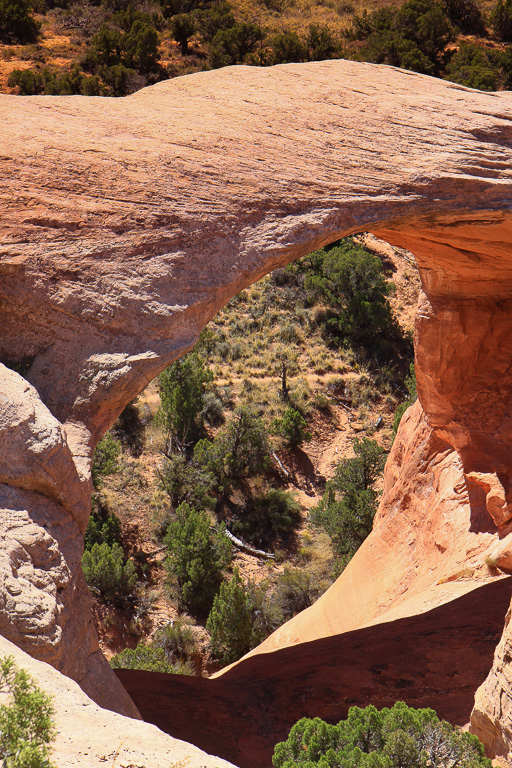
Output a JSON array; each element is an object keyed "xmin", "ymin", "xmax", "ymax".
[
  {"xmin": 1, "ymin": 61, "xmax": 512, "ymax": 761},
  {"xmin": 118, "ymin": 577, "xmax": 512, "ymax": 768}
]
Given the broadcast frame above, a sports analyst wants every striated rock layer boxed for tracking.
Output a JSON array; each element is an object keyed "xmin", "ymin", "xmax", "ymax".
[{"xmin": 2, "ymin": 60, "xmax": 512, "ymax": 760}]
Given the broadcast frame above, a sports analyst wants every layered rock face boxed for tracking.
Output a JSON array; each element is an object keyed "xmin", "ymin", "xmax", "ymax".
[{"xmin": 2, "ymin": 60, "xmax": 512, "ymax": 764}]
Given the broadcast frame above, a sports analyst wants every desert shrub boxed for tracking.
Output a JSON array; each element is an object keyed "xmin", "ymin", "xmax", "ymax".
[
  {"xmin": 392, "ymin": 363, "xmax": 417, "ymax": 436},
  {"xmin": 271, "ymin": 407, "xmax": 312, "ymax": 447},
  {"xmin": 279, "ymin": 321, "xmax": 301, "ymax": 344},
  {"xmin": 247, "ymin": 580, "xmax": 284, "ymax": 644},
  {"xmin": 159, "ymin": 452, "xmax": 216, "ymax": 511},
  {"xmin": 491, "ymin": 0, "xmax": 512, "ymax": 40},
  {"xmin": 0, "ymin": 655, "xmax": 56, "ymax": 768},
  {"xmin": 150, "ymin": 490, "xmax": 174, "ymax": 541},
  {"xmin": 152, "ymin": 619, "xmax": 196, "ymax": 662},
  {"xmin": 112, "ymin": 400, "xmax": 145, "ymax": 457},
  {"xmin": 274, "ymin": 567, "xmax": 316, "ymax": 620},
  {"xmin": 446, "ymin": 43, "xmax": 499, "ymax": 90},
  {"xmin": 273, "ymin": 701, "xmax": 492, "ymax": 768},
  {"xmin": 202, "ymin": 392, "xmax": 225, "ymax": 426},
  {"xmin": 158, "ymin": 352, "xmax": 213, "ymax": 446},
  {"xmin": 92, "ymin": 432, "xmax": 122, "ymax": 488},
  {"xmin": 8, "ymin": 66, "xmax": 101, "ymax": 96},
  {"xmin": 165, "ymin": 502, "xmax": 232, "ymax": 616},
  {"xmin": 84, "ymin": 495, "xmax": 122, "ymax": 551},
  {"xmin": 81, "ymin": 542, "xmax": 137, "ymax": 601},
  {"xmin": 0, "ymin": 0, "xmax": 39, "ymax": 43},
  {"xmin": 97, "ymin": 63, "xmax": 135, "ymax": 96},
  {"xmin": 231, "ymin": 340, "xmax": 244, "ymax": 360},
  {"xmin": 207, "ymin": 569, "xmax": 253, "ymax": 666},
  {"xmin": 352, "ymin": 0, "xmax": 455, "ymax": 75},
  {"xmin": 8, "ymin": 68, "xmax": 45, "ymax": 94},
  {"xmin": 311, "ymin": 437, "xmax": 386, "ymax": 565},
  {"xmin": 233, "ymin": 487, "xmax": 301, "ymax": 549},
  {"xmin": 110, "ymin": 643, "xmax": 192, "ymax": 674}
]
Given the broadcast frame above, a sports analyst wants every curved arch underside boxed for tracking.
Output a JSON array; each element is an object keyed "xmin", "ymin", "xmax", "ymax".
[{"xmin": 2, "ymin": 59, "xmax": 512, "ymax": 764}]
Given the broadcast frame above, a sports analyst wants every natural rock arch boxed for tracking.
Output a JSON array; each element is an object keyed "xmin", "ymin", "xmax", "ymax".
[{"xmin": 1, "ymin": 59, "xmax": 512, "ymax": 760}]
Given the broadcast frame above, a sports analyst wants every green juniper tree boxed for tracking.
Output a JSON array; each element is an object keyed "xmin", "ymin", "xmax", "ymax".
[
  {"xmin": 206, "ymin": 568, "xmax": 253, "ymax": 666},
  {"xmin": 0, "ymin": 0, "xmax": 39, "ymax": 44},
  {"xmin": 312, "ymin": 438, "xmax": 386, "ymax": 570},
  {"xmin": 273, "ymin": 702, "xmax": 492, "ymax": 768},
  {"xmin": 0, "ymin": 656, "xmax": 56, "ymax": 768},
  {"xmin": 271, "ymin": 407, "xmax": 312, "ymax": 448},
  {"xmin": 158, "ymin": 353, "xmax": 213, "ymax": 446},
  {"xmin": 165, "ymin": 502, "xmax": 232, "ymax": 616},
  {"xmin": 81, "ymin": 542, "xmax": 137, "ymax": 601}
]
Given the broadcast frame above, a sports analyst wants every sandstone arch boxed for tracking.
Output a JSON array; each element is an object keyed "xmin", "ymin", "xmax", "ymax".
[{"xmin": 2, "ymin": 59, "xmax": 512, "ymax": 763}]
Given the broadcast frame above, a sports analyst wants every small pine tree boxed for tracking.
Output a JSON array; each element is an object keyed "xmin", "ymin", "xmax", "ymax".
[
  {"xmin": 311, "ymin": 438, "xmax": 386, "ymax": 566},
  {"xmin": 491, "ymin": 0, "xmax": 512, "ymax": 40},
  {"xmin": 165, "ymin": 503, "xmax": 232, "ymax": 617},
  {"xmin": 0, "ymin": 0, "xmax": 39, "ymax": 44},
  {"xmin": 206, "ymin": 569, "xmax": 253, "ymax": 666},
  {"xmin": 84, "ymin": 495, "xmax": 122, "ymax": 551},
  {"xmin": 233, "ymin": 487, "xmax": 301, "ymax": 549},
  {"xmin": 81, "ymin": 542, "xmax": 137, "ymax": 601},
  {"xmin": 170, "ymin": 12, "xmax": 196, "ymax": 54},
  {"xmin": 271, "ymin": 407, "xmax": 312, "ymax": 447},
  {"xmin": 158, "ymin": 353, "xmax": 213, "ymax": 446},
  {"xmin": 91, "ymin": 432, "xmax": 121, "ymax": 489}
]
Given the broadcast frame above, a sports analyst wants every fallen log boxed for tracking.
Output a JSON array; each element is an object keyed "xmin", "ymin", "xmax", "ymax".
[{"xmin": 212, "ymin": 526, "xmax": 275, "ymax": 560}]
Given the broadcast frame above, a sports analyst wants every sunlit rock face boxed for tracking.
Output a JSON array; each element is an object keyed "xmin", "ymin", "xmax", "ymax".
[{"xmin": 1, "ymin": 59, "xmax": 512, "ymax": 762}]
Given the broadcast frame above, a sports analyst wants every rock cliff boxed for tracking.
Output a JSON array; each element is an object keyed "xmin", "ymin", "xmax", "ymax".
[{"xmin": 2, "ymin": 60, "xmax": 512, "ymax": 765}]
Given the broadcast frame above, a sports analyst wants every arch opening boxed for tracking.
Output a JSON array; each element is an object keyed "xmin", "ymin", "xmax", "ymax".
[{"xmin": 2, "ymin": 58, "xmax": 512, "ymax": 764}]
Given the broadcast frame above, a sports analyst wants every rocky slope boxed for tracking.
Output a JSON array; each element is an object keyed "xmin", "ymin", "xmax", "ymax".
[
  {"xmin": 0, "ymin": 633, "xmax": 236, "ymax": 768},
  {"xmin": 2, "ymin": 60, "xmax": 512, "ymax": 764},
  {"xmin": 118, "ymin": 576, "xmax": 512, "ymax": 768}
]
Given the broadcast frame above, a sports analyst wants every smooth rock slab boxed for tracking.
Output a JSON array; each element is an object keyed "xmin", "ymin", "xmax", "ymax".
[{"xmin": 0, "ymin": 634, "xmax": 237, "ymax": 768}]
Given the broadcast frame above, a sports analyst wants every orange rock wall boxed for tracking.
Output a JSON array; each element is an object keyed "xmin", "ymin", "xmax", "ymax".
[{"xmin": 2, "ymin": 62, "xmax": 512, "ymax": 760}]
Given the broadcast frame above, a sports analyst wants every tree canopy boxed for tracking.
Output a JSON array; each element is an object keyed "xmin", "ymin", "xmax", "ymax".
[
  {"xmin": 273, "ymin": 702, "xmax": 492, "ymax": 768},
  {"xmin": 311, "ymin": 438, "xmax": 386, "ymax": 567}
]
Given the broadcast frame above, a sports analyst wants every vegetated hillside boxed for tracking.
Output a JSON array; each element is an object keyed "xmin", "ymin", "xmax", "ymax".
[
  {"xmin": 0, "ymin": 0, "xmax": 511, "ymax": 95},
  {"xmin": 82, "ymin": 234, "xmax": 420, "ymax": 677}
]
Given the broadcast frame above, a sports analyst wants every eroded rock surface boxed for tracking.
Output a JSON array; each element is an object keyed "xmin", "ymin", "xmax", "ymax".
[
  {"xmin": 2, "ymin": 60, "xmax": 512, "ymax": 762},
  {"xmin": 0, "ymin": 634, "xmax": 237, "ymax": 768},
  {"xmin": 118, "ymin": 577, "xmax": 512, "ymax": 768}
]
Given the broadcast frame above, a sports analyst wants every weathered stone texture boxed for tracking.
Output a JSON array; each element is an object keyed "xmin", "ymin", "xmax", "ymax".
[{"xmin": 2, "ymin": 60, "xmax": 512, "ymax": 762}]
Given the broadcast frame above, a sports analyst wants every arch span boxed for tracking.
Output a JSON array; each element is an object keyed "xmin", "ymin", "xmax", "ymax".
[{"xmin": 1, "ymin": 59, "xmax": 512, "ymax": 759}]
